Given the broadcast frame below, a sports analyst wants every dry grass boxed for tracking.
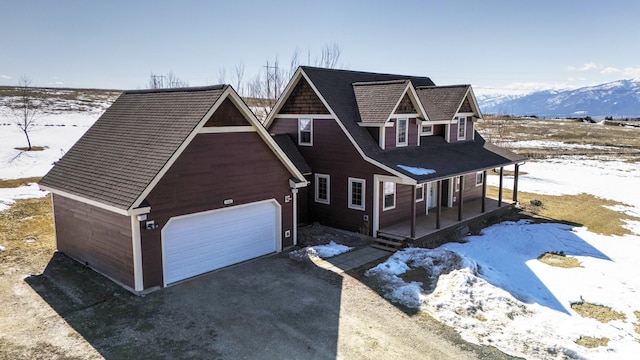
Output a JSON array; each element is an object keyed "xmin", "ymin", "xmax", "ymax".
[
  {"xmin": 0, "ymin": 194, "xmax": 55, "ymax": 271},
  {"xmin": 0, "ymin": 177, "xmax": 41, "ymax": 188},
  {"xmin": 575, "ymin": 336, "xmax": 609, "ymax": 348},
  {"xmin": 14, "ymin": 146, "xmax": 47, "ymax": 151},
  {"xmin": 571, "ymin": 300, "xmax": 626, "ymax": 323},
  {"xmin": 635, "ymin": 311, "xmax": 640, "ymax": 335},
  {"xmin": 486, "ymin": 186, "xmax": 640, "ymax": 236},
  {"xmin": 477, "ymin": 117, "xmax": 640, "ymax": 161},
  {"xmin": 537, "ymin": 252, "xmax": 581, "ymax": 268}
]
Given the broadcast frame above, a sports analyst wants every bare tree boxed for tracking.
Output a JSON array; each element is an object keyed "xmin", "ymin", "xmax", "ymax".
[
  {"xmin": 8, "ymin": 75, "xmax": 44, "ymax": 151},
  {"xmin": 217, "ymin": 67, "xmax": 227, "ymax": 85},
  {"xmin": 233, "ymin": 62, "xmax": 245, "ymax": 95},
  {"xmin": 315, "ymin": 42, "xmax": 341, "ymax": 68},
  {"xmin": 148, "ymin": 71, "xmax": 188, "ymax": 89}
]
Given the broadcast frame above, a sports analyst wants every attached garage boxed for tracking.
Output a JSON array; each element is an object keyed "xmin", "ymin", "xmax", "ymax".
[{"xmin": 162, "ymin": 200, "xmax": 281, "ymax": 285}]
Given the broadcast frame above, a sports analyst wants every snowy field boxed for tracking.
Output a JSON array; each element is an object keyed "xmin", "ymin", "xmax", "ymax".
[
  {"xmin": 368, "ymin": 150, "xmax": 640, "ymax": 358},
  {"xmin": 0, "ymin": 103, "xmax": 109, "ymax": 210}
]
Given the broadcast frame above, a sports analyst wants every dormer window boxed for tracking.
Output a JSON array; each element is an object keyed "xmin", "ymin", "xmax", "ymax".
[
  {"xmin": 457, "ymin": 116, "xmax": 467, "ymax": 140},
  {"xmin": 421, "ymin": 125, "xmax": 433, "ymax": 136},
  {"xmin": 396, "ymin": 118, "xmax": 408, "ymax": 147}
]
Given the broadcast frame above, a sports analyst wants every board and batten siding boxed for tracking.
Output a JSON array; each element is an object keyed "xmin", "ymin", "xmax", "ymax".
[
  {"xmin": 270, "ymin": 117, "xmax": 390, "ymax": 234},
  {"xmin": 52, "ymin": 194, "xmax": 135, "ymax": 288},
  {"xmin": 140, "ymin": 132, "xmax": 294, "ymax": 288}
]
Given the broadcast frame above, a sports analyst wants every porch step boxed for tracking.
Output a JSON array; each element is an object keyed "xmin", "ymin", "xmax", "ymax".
[
  {"xmin": 370, "ymin": 243, "xmax": 399, "ymax": 252},
  {"xmin": 376, "ymin": 231, "xmax": 406, "ymax": 242},
  {"xmin": 372, "ymin": 231, "xmax": 407, "ymax": 252},
  {"xmin": 373, "ymin": 237, "xmax": 404, "ymax": 247}
]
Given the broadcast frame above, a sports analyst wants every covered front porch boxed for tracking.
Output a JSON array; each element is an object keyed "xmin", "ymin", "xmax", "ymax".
[
  {"xmin": 378, "ymin": 196, "xmax": 512, "ymax": 242},
  {"xmin": 375, "ymin": 165, "xmax": 522, "ymax": 244}
]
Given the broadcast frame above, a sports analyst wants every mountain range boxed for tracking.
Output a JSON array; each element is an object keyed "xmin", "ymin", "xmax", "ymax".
[{"xmin": 476, "ymin": 79, "xmax": 640, "ymax": 118}]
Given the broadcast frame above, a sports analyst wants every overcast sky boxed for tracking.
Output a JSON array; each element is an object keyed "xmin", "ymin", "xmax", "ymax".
[{"xmin": 1, "ymin": 0, "xmax": 638, "ymax": 94}]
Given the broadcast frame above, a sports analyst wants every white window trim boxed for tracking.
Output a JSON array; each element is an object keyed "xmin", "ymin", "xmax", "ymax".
[
  {"xmin": 314, "ymin": 173, "xmax": 330, "ymax": 204},
  {"xmin": 383, "ymin": 181, "xmax": 396, "ymax": 211},
  {"xmin": 396, "ymin": 118, "xmax": 408, "ymax": 147},
  {"xmin": 416, "ymin": 184, "xmax": 424, "ymax": 202},
  {"xmin": 457, "ymin": 116, "xmax": 467, "ymax": 140},
  {"xmin": 455, "ymin": 177, "xmax": 460, "ymax": 192},
  {"xmin": 420, "ymin": 124, "xmax": 433, "ymax": 136},
  {"xmin": 476, "ymin": 171, "xmax": 484, "ymax": 186},
  {"xmin": 298, "ymin": 118, "xmax": 313, "ymax": 146},
  {"xmin": 348, "ymin": 177, "xmax": 366, "ymax": 211}
]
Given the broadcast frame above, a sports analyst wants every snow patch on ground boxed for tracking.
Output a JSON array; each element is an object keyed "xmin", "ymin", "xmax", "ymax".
[
  {"xmin": 289, "ymin": 241, "xmax": 353, "ymax": 261},
  {"xmin": 367, "ymin": 221, "xmax": 640, "ymax": 359},
  {"xmin": 488, "ymin": 157, "xmax": 640, "ymax": 219},
  {"xmin": 0, "ymin": 183, "xmax": 48, "ymax": 212},
  {"xmin": 397, "ymin": 165, "xmax": 436, "ymax": 175},
  {"xmin": 507, "ymin": 140, "xmax": 614, "ymax": 150}
]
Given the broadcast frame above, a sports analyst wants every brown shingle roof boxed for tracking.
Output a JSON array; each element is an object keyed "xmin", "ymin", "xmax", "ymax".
[
  {"xmin": 416, "ymin": 85, "xmax": 470, "ymax": 121},
  {"xmin": 353, "ymin": 80, "xmax": 409, "ymax": 123},
  {"xmin": 39, "ymin": 85, "xmax": 227, "ymax": 210}
]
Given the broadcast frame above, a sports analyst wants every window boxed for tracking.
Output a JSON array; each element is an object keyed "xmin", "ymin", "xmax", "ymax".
[
  {"xmin": 298, "ymin": 118, "xmax": 312, "ymax": 146},
  {"xmin": 476, "ymin": 171, "xmax": 484, "ymax": 186},
  {"xmin": 420, "ymin": 125, "xmax": 433, "ymax": 136},
  {"xmin": 383, "ymin": 181, "xmax": 396, "ymax": 210},
  {"xmin": 455, "ymin": 177, "xmax": 460, "ymax": 192},
  {"xmin": 458, "ymin": 116, "xmax": 467, "ymax": 140},
  {"xmin": 348, "ymin": 178, "xmax": 366, "ymax": 210},
  {"xmin": 315, "ymin": 173, "xmax": 330, "ymax": 204},
  {"xmin": 416, "ymin": 184, "xmax": 424, "ymax": 202},
  {"xmin": 396, "ymin": 118, "xmax": 408, "ymax": 146}
]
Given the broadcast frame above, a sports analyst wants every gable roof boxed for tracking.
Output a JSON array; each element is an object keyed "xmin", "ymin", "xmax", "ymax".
[
  {"xmin": 416, "ymin": 85, "xmax": 472, "ymax": 121},
  {"xmin": 272, "ymin": 134, "xmax": 312, "ymax": 175},
  {"xmin": 266, "ymin": 66, "xmax": 524, "ymax": 183},
  {"xmin": 353, "ymin": 80, "xmax": 410, "ymax": 123},
  {"xmin": 40, "ymin": 85, "xmax": 306, "ymax": 214}
]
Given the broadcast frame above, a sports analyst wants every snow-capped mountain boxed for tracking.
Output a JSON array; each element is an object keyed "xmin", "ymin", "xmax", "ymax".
[{"xmin": 477, "ymin": 79, "xmax": 640, "ymax": 118}]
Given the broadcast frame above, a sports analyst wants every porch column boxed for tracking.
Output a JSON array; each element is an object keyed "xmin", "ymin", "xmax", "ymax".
[
  {"xmin": 457, "ymin": 175, "xmax": 464, "ymax": 221},
  {"xmin": 410, "ymin": 185, "xmax": 417, "ymax": 239},
  {"xmin": 513, "ymin": 164, "xmax": 520, "ymax": 202},
  {"xmin": 481, "ymin": 170, "xmax": 487, "ymax": 213},
  {"xmin": 436, "ymin": 180, "xmax": 442, "ymax": 229},
  {"xmin": 498, "ymin": 167, "xmax": 504, "ymax": 207}
]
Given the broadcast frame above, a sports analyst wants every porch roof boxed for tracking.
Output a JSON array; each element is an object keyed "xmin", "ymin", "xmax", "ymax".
[{"xmin": 372, "ymin": 132, "xmax": 527, "ymax": 183}]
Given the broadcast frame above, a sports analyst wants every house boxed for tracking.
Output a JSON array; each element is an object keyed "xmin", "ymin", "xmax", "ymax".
[
  {"xmin": 39, "ymin": 85, "xmax": 308, "ymax": 293},
  {"xmin": 265, "ymin": 67, "xmax": 526, "ymax": 245}
]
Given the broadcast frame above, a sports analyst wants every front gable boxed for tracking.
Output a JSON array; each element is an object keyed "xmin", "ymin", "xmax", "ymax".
[
  {"xmin": 394, "ymin": 93, "xmax": 418, "ymax": 114},
  {"xmin": 204, "ymin": 97, "xmax": 251, "ymax": 127},
  {"xmin": 280, "ymin": 78, "xmax": 330, "ymax": 115},
  {"xmin": 459, "ymin": 97, "xmax": 473, "ymax": 113}
]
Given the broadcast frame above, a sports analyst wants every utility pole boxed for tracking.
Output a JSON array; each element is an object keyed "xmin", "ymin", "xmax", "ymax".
[{"xmin": 264, "ymin": 62, "xmax": 279, "ymax": 102}]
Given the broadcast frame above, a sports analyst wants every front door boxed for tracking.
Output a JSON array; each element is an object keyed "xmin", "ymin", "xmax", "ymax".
[{"xmin": 426, "ymin": 182, "xmax": 437, "ymax": 214}]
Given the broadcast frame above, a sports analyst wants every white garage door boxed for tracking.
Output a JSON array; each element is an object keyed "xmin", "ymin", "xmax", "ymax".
[{"xmin": 162, "ymin": 200, "xmax": 279, "ymax": 285}]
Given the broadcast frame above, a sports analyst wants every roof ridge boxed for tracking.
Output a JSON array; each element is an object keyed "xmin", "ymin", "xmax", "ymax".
[
  {"xmin": 300, "ymin": 66, "xmax": 431, "ymax": 80},
  {"xmin": 352, "ymin": 79, "xmax": 409, "ymax": 86},
  {"xmin": 124, "ymin": 84, "xmax": 227, "ymax": 95},
  {"xmin": 416, "ymin": 84, "xmax": 470, "ymax": 90}
]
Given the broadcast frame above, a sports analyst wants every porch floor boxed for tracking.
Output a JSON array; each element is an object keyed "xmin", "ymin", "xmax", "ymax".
[{"xmin": 378, "ymin": 197, "xmax": 512, "ymax": 241}]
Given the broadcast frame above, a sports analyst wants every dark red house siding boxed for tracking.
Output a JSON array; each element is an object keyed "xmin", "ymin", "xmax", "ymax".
[
  {"xmin": 52, "ymin": 194, "xmax": 135, "ymax": 289},
  {"xmin": 140, "ymin": 131, "xmax": 295, "ymax": 288},
  {"xmin": 204, "ymin": 98, "xmax": 249, "ymax": 127},
  {"xmin": 280, "ymin": 79, "xmax": 330, "ymax": 114},
  {"xmin": 270, "ymin": 116, "xmax": 389, "ymax": 234},
  {"xmin": 448, "ymin": 117, "xmax": 475, "ymax": 143},
  {"xmin": 384, "ymin": 118, "xmax": 419, "ymax": 149},
  {"xmin": 378, "ymin": 184, "xmax": 414, "ymax": 228}
]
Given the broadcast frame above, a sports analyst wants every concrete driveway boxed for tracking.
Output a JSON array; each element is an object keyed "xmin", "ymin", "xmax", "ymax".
[{"xmin": 23, "ymin": 250, "xmax": 516, "ymax": 359}]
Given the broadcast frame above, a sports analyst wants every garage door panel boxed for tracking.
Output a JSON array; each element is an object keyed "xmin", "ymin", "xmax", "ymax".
[{"xmin": 163, "ymin": 201, "xmax": 278, "ymax": 285}]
